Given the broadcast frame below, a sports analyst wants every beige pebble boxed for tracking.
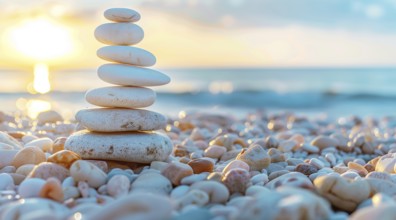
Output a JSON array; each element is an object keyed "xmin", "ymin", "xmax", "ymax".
[
  {"xmin": 52, "ymin": 137, "xmax": 66, "ymax": 153},
  {"xmin": 314, "ymin": 174, "xmax": 370, "ymax": 212},
  {"xmin": 107, "ymin": 174, "xmax": 131, "ymax": 198},
  {"xmin": 266, "ymin": 172, "xmax": 313, "ymax": 189},
  {"xmin": 222, "ymin": 160, "xmax": 250, "ymax": 175},
  {"xmin": 348, "ymin": 161, "xmax": 368, "ymax": 176},
  {"xmin": 150, "ymin": 161, "xmax": 169, "ymax": 172},
  {"xmin": 28, "ymin": 162, "xmax": 69, "ymax": 182},
  {"xmin": 11, "ymin": 146, "xmax": 46, "ymax": 168},
  {"xmin": 86, "ymin": 160, "xmax": 109, "ymax": 173},
  {"xmin": 25, "ymin": 137, "xmax": 53, "ymax": 152},
  {"xmin": 190, "ymin": 181, "xmax": 230, "ymax": 203},
  {"xmin": 375, "ymin": 154, "xmax": 396, "ymax": 173},
  {"xmin": 0, "ymin": 131, "xmax": 22, "ymax": 149},
  {"xmin": 311, "ymin": 136, "xmax": 339, "ymax": 150},
  {"xmin": 16, "ymin": 164, "xmax": 36, "ymax": 176},
  {"xmin": 366, "ymin": 171, "xmax": 392, "ymax": 181},
  {"xmin": 47, "ymin": 150, "xmax": 81, "ymax": 168},
  {"xmin": 37, "ymin": 110, "xmax": 63, "ymax": 125},
  {"xmin": 161, "ymin": 162, "xmax": 193, "ymax": 185},
  {"xmin": 39, "ymin": 177, "xmax": 64, "ymax": 202},
  {"xmin": 204, "ymin": 145, "xmax": 226, "ymax": 158},
  {"xmin": 236, "ymin": 144, "xmax": 270, "ymax": 171},
  {"xmin": 70, "ymin": 160, "xmax": 107, "ymax": 188}
]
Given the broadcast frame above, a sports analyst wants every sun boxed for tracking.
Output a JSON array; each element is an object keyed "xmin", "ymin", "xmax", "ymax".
[{"xmin": 8, "ymin": 17, "xmax": 74, "ymax": 61}]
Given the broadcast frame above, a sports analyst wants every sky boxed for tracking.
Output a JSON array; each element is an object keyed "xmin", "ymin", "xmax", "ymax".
[{"xmin": 0, "ymin": 0, "xmax": 396, "ymax": 69}]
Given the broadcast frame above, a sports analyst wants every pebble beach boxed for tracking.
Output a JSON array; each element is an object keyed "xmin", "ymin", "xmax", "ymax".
[
  {"xmin": 1, "ymin": 109, "xmax": 396, "ymax": 219},
  {"xmin": 1, "ymin": 3, "xmax": 396, "ymax": 220}
]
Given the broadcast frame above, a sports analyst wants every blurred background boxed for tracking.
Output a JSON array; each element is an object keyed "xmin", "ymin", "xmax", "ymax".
[{"xmin": 1, "ymin": 0, "xmax": 396, "ymax": 119}]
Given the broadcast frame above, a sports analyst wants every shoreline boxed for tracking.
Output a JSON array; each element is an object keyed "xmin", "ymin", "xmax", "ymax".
[{"xmin": 0, "ymin": 109, "xmax": 395, "ymax": 219}]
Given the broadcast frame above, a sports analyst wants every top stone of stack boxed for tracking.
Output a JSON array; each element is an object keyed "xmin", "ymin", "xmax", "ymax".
[{"xmin": 104, "ymin": 8, "xmax": 141, "ymax": 22}]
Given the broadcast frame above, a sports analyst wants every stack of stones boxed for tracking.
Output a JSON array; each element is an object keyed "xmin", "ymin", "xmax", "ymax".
[{"xmin": 65, "ymin": 8, "xmax": 173, "ymax": 164}]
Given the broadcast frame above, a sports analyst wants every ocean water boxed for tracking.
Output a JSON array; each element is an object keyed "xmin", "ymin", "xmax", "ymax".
[{"xmin": 1, "ymin": 68, "xmax": 396, "ymax": 119}]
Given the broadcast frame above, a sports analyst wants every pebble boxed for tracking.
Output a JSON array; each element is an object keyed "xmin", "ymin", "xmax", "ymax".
[
  {"xmin": 296, "ymin": 163, "xmax": 319, "ymax": 176},
  {"xmin": 98, "ymin": 64, "xmax": 170, "ymax": 87},
  {"xmin": 47, "ymin": 150, "xmax": 81, "ymax": 168},
  {"xmin": 104, "ymin": 8, "xmax": 141, "ymax": 22},
  {"xmin": 39, "ymin": 177, "xmax": 64, "ymax": 202},
  {"xmin": 65, "ymin": 130, "xmax": 173, "ymax": 163},
  {"xmin": 350, "ymin": 204, "xmax": 396, "ymax": 220},
  {"xmin": 0, "ymin": 150, "xmax": 18, "ymax": 168},
  {"xmin": 95, "ymin": 23, "xmax": 144, "ymax": 45},
  {"xmin": 204, "ymin": 145, "xmax": 227, "ymax": 159},
  {"xmin": 236, "ymin": 144, "xmax": 271, "ymax": 171},
  {"xmin": 190, "ymin": 181, "xmax": 230, "ymax": 203},
  {"xmin": 222, "ymin": 160, "xmax": 249, "ymax": 175},
  {"xmin": 161, "ymin": 162, "xmax": 194, "ymax": 185},
  {"xmin": 24, "ymin": 137, "xmax": 53, "ymax": 152},
  {"xmin": 18, "ymin": 178, "xmax": 46, "ymax": 198},
  {"xmin": 27, "ymin": 162, "xmax": 70, "ymax": 181},
  {"xmin": 76, "ymin": 108, "xmax": 167, "ymax": 132},
  {"xmin": 266, "ymin": 172, "xmax": 313, "ymax": 189},
  {"xmin": 86, "ymin": 86, "xmax": 156, "ymax": 109},
  {"xmin": 175, "ymin": 189, "xmax": 209, "ymax": 209},
  {"xmin": 0, "ymin": 131, "xmax": 22, "ymax": 149},
  {"xmin": 85, "ymin": 193, "xmax": 172, "ymax": 220},
  {"xmin": 15, "ymin": 164, "xmax": 36, "ymax": 176},
  {"xmin": 97, "ymin": 46, "xmax": 156, "ymax": 66},
  {"xmin": 222, "ymin": 168, "xmax": 251, "ymax": 194},
  {"xmin": 0, "ymin": 173, "xmax": 14, "ymax": 190},
  {"xmin": 131, "ymin": 171, "xmax": 172, "ymax": 195},
  {"xmin": 188, "ymin": 158, "xmax": 214, "ymax": 174},
  {"xmin": 69, "ymin": 160, "xmax": 107, "ymax": 188},
  {"xmin": 36, "ymin": 110, "xmax": 63, "ymax": 125},
  {"xmin": 311, "ymin": 136, "xmax": 339, "ymax": 150},
  {"xmin": 52, "ymin": 137, "xmax": 66, "ymax": 153},
  {"xmin": 107, "ymin": 174, "xmax": 131, "ymax": 198},
  {"xmin": 314, "ymin": 174, "xmax": 371, "ymax": 212},
  {"xmin": 11, "ymin": 146, "xmax": 46, "ymax": 168}
]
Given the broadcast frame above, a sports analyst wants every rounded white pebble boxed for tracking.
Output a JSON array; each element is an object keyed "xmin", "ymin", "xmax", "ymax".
[
  {"xmin": 94, "ymin": 23, "xmax": 144, "ymax": 45},
  {"xmin": 104, "ymin": 8, "xmax": 141, "ymax": 22},
  {"xmin": 18, "ymin": 178, "xmax": 46, "ymax": 198},
  {"xmin": 70, "ymin": 160, "xmax": 107, "ymax": 188},
  {"xmin": 97, "ymin": 46, "xmax": 156, "ymax": 66},
  {"xmin": 98, "ymin": 64, "xmax": 170, "ymax": 87}
]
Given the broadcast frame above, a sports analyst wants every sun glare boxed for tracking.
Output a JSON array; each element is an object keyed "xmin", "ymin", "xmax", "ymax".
[
  {"xmin": 8, "ymin": 17, "xmax": 74, "ymax": 61},
  {"xmin": 32, "ymin": 63, "xmax": 51, "ymax": 94}
]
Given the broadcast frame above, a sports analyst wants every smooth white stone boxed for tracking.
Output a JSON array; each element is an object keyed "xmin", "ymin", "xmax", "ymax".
[
  {"xmin": 131, "ymin": 172, "xmax": 172, "ymax": 195},
  {"xmin": 76, "ymin": 108, "xmax": 166, "ymax": 132},
  {"xmin": 95, "ymin": 23, "xmax": 144, "ymax": 45},
  {"xmin": 65, "ymin": 130, "xmax": 173, "ymax": 163},
  {"xmin": 98, "ymin": 64, "xmax": 170, "ymax": 87},
  {"xmin": 18, "ymin": 178, "xmax": 46, "ymax": 198},
  {"xmin": 104, "ymin": 8, "xmax": 141, "ymax": 22},
  {"xmin": 85, "ymin": 86, "xmax": 156, "ymax": 109},
  {"xmin": 70, "ymin": 160, "xmax": 107, "ymax": 188},
  {"xmin": 37, "ymin": 110, "xmax": 63, "ymax": 125},
  {"xmin": 97, "ymin": 46, "xmax": 156, "ymax": 66}
]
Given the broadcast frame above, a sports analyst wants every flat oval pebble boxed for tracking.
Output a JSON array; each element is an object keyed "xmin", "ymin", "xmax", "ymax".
[
  {"xmin": 95, "ymin": 23, "xmax": 144, "ymax": 45},
  {"xmin": 65, "ymin": 130, "xmax": 173, "ymax": 163},
  {"xmin": 85, "ymin": 86, "xmax": 156, "ymax": 109},
  {"xmin": 98, "ymin": 64, "xmax": 170, "ymax": 87},
  {"xmin": 97, "ymin": 46, "xmax": 156, "ymax": 66},
  {"xmin": 76, "ymin": 108, "xmax": 167, "ymax": 132},
  {"xmin": 104, "ymin": 8, "xmax": 141, "ymax": 22},
  {"xmin": 11, "ymin": 146, "xmax": 46, "ymax": 168},
  {"xmin": 70, "ymin": 160, "xmax": 107, "ymax": 188}
]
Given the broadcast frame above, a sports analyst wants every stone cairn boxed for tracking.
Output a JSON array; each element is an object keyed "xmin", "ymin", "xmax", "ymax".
[{"xmin": 65, "ymin": 8, "xmax": 173, "ymax": 164}]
